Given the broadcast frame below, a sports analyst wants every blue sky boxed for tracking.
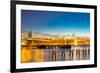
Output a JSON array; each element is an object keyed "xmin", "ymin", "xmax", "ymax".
[{"xmin": 21, "ymin": 10, "xmax": 90, "ymax": 36}]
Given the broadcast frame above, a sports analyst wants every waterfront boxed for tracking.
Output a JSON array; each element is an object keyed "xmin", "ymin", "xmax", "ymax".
[
  {"xmin": 21, "ymin": 36, "xmax": 90, "ymax": 63},
  {"xmin": 31, "ymin": 46, "xmax": 90, "ymax": 62},
  {"xmin": 21, "ymin": 10, "xmax": 90, "ymax": 63}
]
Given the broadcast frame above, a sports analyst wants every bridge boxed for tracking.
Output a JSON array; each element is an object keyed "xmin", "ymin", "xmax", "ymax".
[
  {"xmin": 21, "ymin": 37, "xmax": 90, "ymax": 62},
  {"xmin": 21, "ymin": 37, "xmax": 90, "ymax": 49}
]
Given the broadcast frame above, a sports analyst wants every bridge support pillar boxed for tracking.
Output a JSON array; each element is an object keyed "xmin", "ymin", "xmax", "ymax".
[
  {"xmin": 73, "ymin": 49, "xmax": 76, "ymax": 60},
  {"xmin": 52, "ymin": 49, "xmax": 56, "ymax": 61}
]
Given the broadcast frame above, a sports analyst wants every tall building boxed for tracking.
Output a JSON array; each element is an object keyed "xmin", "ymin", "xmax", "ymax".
[
  {"xmin": 28, "ymin": 31, "xmax": 32, "ymax": 38},
  {"xmin": 21, "ymin": 32, "xmax": 28, "ymax": 38},
  {"xmin": 73, "ymin": 33, "xmax": 75, "ymax": 37}
]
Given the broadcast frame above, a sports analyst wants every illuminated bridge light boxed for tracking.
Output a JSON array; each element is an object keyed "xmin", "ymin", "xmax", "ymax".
[{"xmin": 21, "ymin": 36, "xmax": 90, "ymax": 62}]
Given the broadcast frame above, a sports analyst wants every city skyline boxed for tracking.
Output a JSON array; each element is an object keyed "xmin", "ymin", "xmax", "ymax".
[{"xmin": 21, "ymin": 10, "xmax": 90, "ymax": 37}]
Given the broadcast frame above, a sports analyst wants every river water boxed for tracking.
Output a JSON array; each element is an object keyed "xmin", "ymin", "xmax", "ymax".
[{"xmin": 31, "ymin": 46, "xmax": 90, "ymax": 62}]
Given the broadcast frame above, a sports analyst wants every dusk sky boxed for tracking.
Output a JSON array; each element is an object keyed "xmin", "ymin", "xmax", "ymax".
[{"xmin": 21, "ymin": 10, "xmax": 90, "ymax": 36}]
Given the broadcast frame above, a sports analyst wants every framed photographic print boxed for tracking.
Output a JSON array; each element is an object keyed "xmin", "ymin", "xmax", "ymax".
[{"xmin": 10, "ymin": 0, "xmax": 97, "ymax": 73}]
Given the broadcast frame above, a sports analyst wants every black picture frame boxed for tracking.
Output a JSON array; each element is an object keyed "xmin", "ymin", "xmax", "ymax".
[{"xmin": 10, "ymin": 0, "xmax": 97, "ymax": 73}]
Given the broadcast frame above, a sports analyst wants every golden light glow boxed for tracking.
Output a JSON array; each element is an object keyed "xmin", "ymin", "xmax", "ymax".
[{"xmin": 21, "ymin": 35, "xmax": 90, "ymax": 63}]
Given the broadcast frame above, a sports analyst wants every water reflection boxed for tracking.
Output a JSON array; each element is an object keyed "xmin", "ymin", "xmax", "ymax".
[{"xmin": 28, "ymin": 45, "xmax": 90, "ymax": 62}]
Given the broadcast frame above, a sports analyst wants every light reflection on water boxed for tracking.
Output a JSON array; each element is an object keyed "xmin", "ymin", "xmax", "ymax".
[{"xmin": 31, "ymin": 46, "xmax": 90, "ymax": 62}]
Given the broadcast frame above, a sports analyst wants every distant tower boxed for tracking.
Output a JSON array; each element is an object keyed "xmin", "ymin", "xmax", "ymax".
[
  {"xmin": 28, "ymin": 31, "xmax": 32, "ymax": 38},
  {"xmin": 73, "ymin": 33, "xmax": 74, "ymax": 37}
]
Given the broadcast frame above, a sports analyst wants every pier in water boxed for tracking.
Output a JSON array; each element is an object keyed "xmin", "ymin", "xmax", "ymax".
[{"xmin": 21, "ymin": 45, "xmax": 90, "ymax": 63}]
